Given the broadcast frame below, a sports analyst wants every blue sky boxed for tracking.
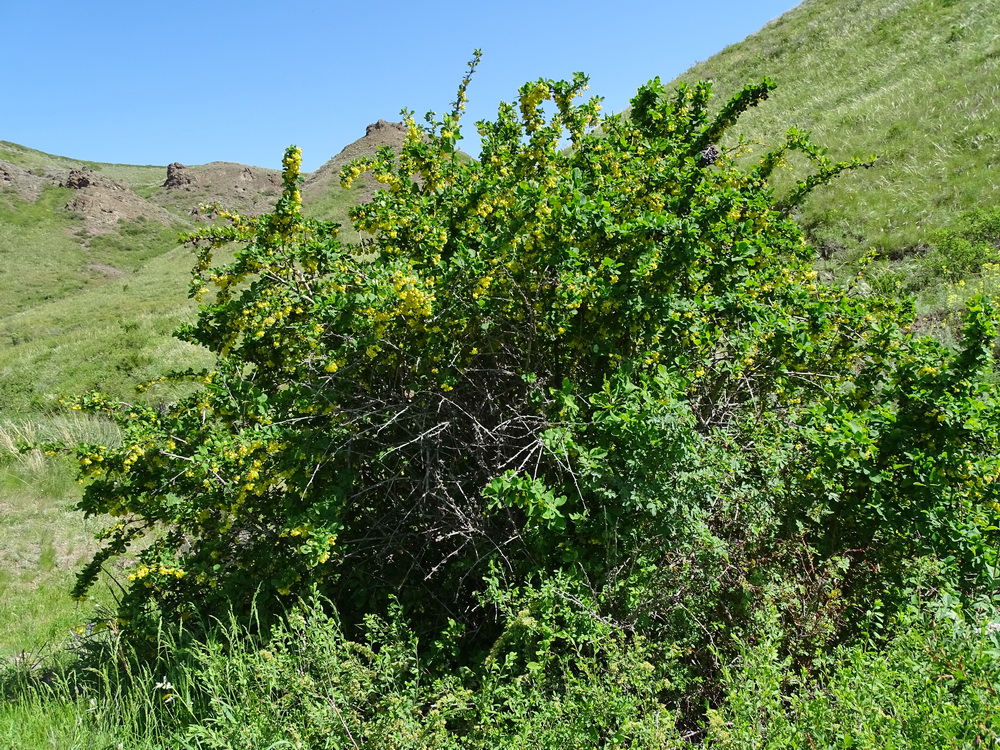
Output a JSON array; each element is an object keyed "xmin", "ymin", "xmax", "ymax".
[{"xmin": 5, "ymin": 0, "xmax": 801, "ymax": 172}]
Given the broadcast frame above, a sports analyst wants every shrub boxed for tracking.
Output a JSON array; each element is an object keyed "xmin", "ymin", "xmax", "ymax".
[
  {"xmin": 925, "ymin": 206, "xmax": 1000, "ymax": 282},
  {"xmin": 709, "ymin": 593, "xmax": 1000, "ymax": 749},
  {"xmin": 55, "ymin": 55, "xmax": 999, "ymax": 676}
]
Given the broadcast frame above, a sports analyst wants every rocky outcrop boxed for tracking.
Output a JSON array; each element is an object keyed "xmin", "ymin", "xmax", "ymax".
[
  {"xmin": 62, "ymin": 168, "xmax": 177, "ymax": 234},
  {"xmin": 366, "ymin": 119, "xmax": 408, "ymax": 138},
  {"xmin": 163, "ymin": 162, "xmax": 193, "ymax": 189},
  {"xmin": 154, "ymin": 161, "xmax": 283, "ymax": 218},
  {"xmin": 63, "ymin": 168, "xmax": 129, "ymax": 191}
]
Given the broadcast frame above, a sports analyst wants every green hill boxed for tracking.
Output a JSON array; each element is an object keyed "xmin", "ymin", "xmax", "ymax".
[
  {"xmin": 4, "ymin": 0, "xmax": 1000, "ymax": 408},
  {"xmin": 673, "ymin": 0, "xmax": 1000, "ymax": 276},
  {"xmin": 0, "ymin": 126, "xmax": 390, "ymax": 415}
]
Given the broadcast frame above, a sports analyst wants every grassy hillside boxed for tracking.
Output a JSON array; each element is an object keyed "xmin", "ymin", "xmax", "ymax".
[
  {"xmin": 0, "ymin": 246, "xmax": 211, "ymax": 415},
  {"xmin": 0, "ymin": 190, "xmax": 187, "ymax": 316},
  {"xmin": 0, "ymin": 132, "xmax": 382, "ymax": 416},
  {"xmin": 0, "ymin": 141, "xmax": 166, "ymax": 192},
  {"xmin": 675, "ymin": 0, "xmax": 1000, "ymax": 269}
]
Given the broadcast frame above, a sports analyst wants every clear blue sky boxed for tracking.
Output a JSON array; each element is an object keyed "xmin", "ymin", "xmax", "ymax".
[{"xmin": 5, "ymin": 0, "xmax": 801, "ymax": 172}]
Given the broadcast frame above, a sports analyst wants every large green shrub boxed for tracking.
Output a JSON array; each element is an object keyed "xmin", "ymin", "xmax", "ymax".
[{"xmin": 58, "ymin": 57, "xmax": 999, "ymax": 656}]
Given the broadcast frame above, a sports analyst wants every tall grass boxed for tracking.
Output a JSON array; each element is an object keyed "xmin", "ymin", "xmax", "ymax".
[
  {"xmin": 0, "ymin": 593, "xmax": 996, "ymax": 748},
  {"xmin": 0, "ymin": 414, "xmax": 120, "ymax": 660}
]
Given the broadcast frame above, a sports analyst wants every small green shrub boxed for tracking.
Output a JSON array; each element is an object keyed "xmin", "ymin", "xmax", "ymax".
[
  {"xmin": 710, "ymin": 595, "xmax": 1000, "ymax": 749},
  {"xmin": 924, "ymin": 206, "xmax": 1000, "ymax": 283}
]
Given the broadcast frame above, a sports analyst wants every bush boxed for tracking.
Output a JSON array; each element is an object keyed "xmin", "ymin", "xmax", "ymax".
[
  {"xmin": 56, "ymin": 54, "xmax": 999, "ymax": 688},
  {"xmin": 925, "ymin": 206, "xmax": 1000, "ymax": 282},
  {"xmin": 709, "ymin": 593, "xmax": 1000, "ymax": 749}
]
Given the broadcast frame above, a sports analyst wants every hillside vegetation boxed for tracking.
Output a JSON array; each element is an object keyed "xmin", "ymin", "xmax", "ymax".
[
  {"xmin": 1, "ymin": 50, "xmax": 998, "ymax": 745},
  {"xmin": 676, "ymin": 0, "xmax": 1000, "ymax": 295},
  {"xmin": 5, "ymin": 0, "xmax": 999, "ymax": 410},
  {"xmin": 0, "ymin": 128, "xmax": 388, "ymax": 415}
]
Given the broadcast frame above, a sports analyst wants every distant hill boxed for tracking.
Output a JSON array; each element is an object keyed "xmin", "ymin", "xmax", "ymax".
[
  {"xmin": 304, "ymin": 120, "xmax": 410, "ymax": 205},
  {"xmin": 0, "ymin": 125, "xmax": 404, "ymax": 414},
  {"xmin": 672, "ymin": 0, "xmax": 1000, "ymax": 267}
]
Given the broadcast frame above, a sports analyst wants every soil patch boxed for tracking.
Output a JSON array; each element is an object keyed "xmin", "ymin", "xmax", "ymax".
[
  {"xmin": 61, "ymin": 168, "xmax": 178, "ymax": 234},
  {"xmin": 152, "ymin": 161, "xmax": 283, "ymax": 219},
  {"xmin": 0, "ymin": 160, "xmax": 53, "ymax": 202}
]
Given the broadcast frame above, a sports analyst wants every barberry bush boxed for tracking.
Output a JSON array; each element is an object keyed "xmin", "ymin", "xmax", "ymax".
[{"xmin": 60, "ymin": 54, "xmax": 999, "ymax": 656}]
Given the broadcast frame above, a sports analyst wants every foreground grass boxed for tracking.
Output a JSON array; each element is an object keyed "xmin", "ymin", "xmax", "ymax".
[
  {"xmin": 0, "ymin": 593, "xmax": 996, "ymax": 748},
  {"xmin": 0, "ymin": 415, "xmax": 121, "ymax": 661}
]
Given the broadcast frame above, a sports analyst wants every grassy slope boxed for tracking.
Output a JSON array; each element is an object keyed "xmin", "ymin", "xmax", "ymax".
[
  {"xmin": 302, "ymin": 181, "xmax": 368, "ymax": 243},
  {"xmin": 0, "ymin": 244, "xmax": 211, "ymax": 415},
  {"xmin": 0, "ymin": 141, "xmax": 165, "ymax": 192},
  {"xmin": 0, "ymin": 187, "xmax": 92, "ymax": 318},
  {"xmin": 0, "ymin": 189, "xmax": 188, "ymax": 317},
  {"xmin": 0, "ymin": 249, "xmax": 207, "ymax": 661},
  {"xmin": 0, "ymin": 137, "xmax": 369, "ymax": 418},
  {"xmin": 0, "ymin": 415, "xmax": 122, "ymax": 660},
  {"xmin": 674, "ymin": 0, "xmax": 1000, "ymax": 265}
]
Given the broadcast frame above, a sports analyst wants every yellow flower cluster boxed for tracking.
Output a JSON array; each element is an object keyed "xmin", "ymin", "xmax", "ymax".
[
  {"xmin": 392, "ymin": 274, "xmax": 434, "ymax": 319},
  {"xmin": 282, "ymin": 147, "xmax": 302, "ymax": 174},
  {"xmin": 472, "ymin": 275, "xmax": 493, "ymax": 300},
  {"xmin": 127, "ymin": 564, "xmax": 186, "ymax": 583},
  {"xmin": 78, "ymin": 449, "xmax": 105, "ymax": 467},
  {"xmin": 340, "ymin": 162, "xmax": 368, "ymax": 189},
  {"xmin": 121, "ymin": 442, "xmax": 150, "ymax": 473}
]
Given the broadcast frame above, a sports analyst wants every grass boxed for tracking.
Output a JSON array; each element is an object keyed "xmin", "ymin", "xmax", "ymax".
[
  {"xmin": 0, "ymin": 189, "xmax": 190, "ymax": 324},
  {"xmin": 675, "ymin": 0, "xmax": 1000, "ymax": 269},
  {"xmin": 0, "ymin": 187, "xmax": 93, "ymax": 318},
  {"xmin": 0, "ymin": 415, "xmax": 120, "ymax": 660},
  {"xmin": 0, "ymin": 140, "xmax": 166, "ymax": 193},
  {"xmin": 0, "ymin": 242, "xmax": 212, "ymax": 415},
  {"xmin": 0, "ymin": 593, "xmax": 994, "ymax": 748},
  {"xmin": 84, "ymin": 216, "xmax": 192, "ymax": 272},
  {"xmin": 302, "ymin": 180, "xmax": 368, "ymax": 243}
]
